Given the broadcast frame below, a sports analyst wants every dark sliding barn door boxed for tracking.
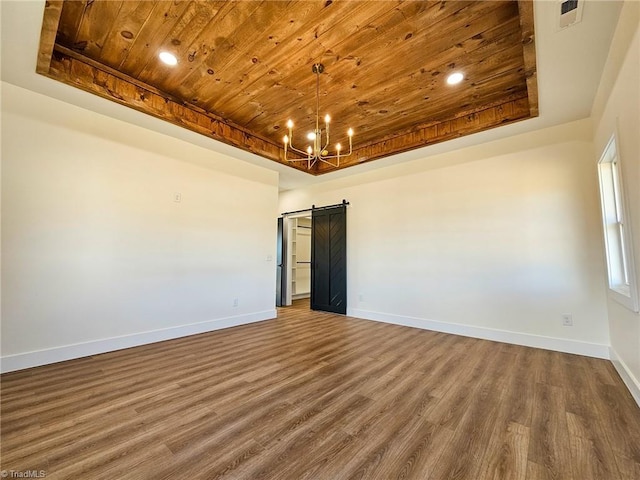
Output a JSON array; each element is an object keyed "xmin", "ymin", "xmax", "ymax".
[{"xmin": 311, "ymin": 205, "xmax": 347, "ymax": 314}]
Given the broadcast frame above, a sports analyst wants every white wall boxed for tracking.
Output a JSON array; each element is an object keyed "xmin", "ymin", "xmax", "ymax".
[
  {"xmin": 1, "ymin": 83, "xmax": 279, "ymax": 372},
  {"xmin": 280, "ymin": 119, "xmax": 610, "ymax": 357},
  {"xmin": 592, "ymin": 1, "xmax": 640, "ymax": 404}
]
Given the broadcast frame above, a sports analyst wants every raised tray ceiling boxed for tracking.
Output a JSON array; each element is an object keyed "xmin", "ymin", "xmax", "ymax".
[{"xmin": 37, "ymin": 0, "xmax": 538, "ymax": 175}]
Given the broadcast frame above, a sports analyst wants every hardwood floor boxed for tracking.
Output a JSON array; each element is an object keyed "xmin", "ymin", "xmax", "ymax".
[{"xmin": 2, "ymin": 300, "xmax": 639, "ymax": 479}]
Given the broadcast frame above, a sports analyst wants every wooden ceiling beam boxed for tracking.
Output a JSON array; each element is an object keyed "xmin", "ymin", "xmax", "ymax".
[
  {"xmin": 314, "ymin": 97, "xmax": 532, "ymax": 173},
  {"xmin": 43, "ymin": 49, "xmax": 309, "ymax": 173},
  {"xmin": 360, "ymin": 85, "xmax": 528, "ymax": 147},
  {"xmin": 37, "ymin": 46, "xmax": 533, "ymax": 177},
  {"xmin": 518, "ymin": 0, "xmax": 539, "ymax": 117},
  {"xmin": 36, "ymin": 0, "xmax": 64, "ymax": 75}
]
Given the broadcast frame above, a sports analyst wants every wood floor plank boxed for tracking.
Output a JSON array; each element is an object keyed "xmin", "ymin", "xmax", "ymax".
[
  {"xmin": 478, "ymin": 421, "xmax": 529, "ymax": 480},
  {"xmin": 592, "ymin": 382, "xmax": 640, "ymax": 463},
  {"xmin": 2, "ymin": 299, "xmax": 639, "ymax": 479},
  {"xmin": 473, "ymin": 347, "xmax": 530, "ymax": 480},
  {"xmin": 562, "ymin": 361, "xmax": 623, "ymax": 479},
  {"xmin": 528, "ymin": 382, "xmax": 574, "ymax": 480},
  {"xmin": 614, "ymin": 453, "xmax": 640, "ymax": 480},
  {"xmin": 568, "ymin": 424, "xmax": 618, "ymax": 480},
  {"xmin": 502, "ymin": 346, "xmax": 536, "ymax": 427},
  {"xmin": 427, "ymin": 346, "xmax": 512, "ymax": 480}
]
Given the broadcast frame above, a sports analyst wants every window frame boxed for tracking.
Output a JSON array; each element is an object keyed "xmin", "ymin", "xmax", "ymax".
[{"xmin": 597, "ymin": 132, "xmax": 639, "ymax": 312}]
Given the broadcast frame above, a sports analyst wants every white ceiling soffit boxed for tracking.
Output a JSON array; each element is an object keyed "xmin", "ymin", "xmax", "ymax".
[{"xmin": 0, "ymin": 0, "xmax": 623, "ymax": 191}]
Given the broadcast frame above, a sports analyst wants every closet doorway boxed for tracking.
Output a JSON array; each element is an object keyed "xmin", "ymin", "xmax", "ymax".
[
  {"xmin": 276, "ymin": 202, "xmax": 348, "ymax": 314},
  {"xmin": 290, "ymin": 215, "xmax": 312, "ymax": 303}
]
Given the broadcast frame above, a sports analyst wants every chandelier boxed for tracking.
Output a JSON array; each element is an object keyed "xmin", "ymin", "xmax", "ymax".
[{"xmin": 283, "ymin": 63, "xmax": 354, "ymax": 169}]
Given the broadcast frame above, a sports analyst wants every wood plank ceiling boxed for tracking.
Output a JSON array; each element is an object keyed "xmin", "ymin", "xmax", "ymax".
[{"xmin": 37, "ymin": 0, "xmax": 538, "ymax": 175}]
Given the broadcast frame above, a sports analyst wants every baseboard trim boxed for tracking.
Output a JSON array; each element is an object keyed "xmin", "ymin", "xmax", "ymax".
[
  {"xmin": 0, "ymin": 310, "xmax": 277, "ymax": 373},
  {"xmin": 609, "ymin": 347, "xmax": 640, "ymax": 408},
  {"xmin": 348, "ymin": 308, "xmax": 610, "ymax": 359}
]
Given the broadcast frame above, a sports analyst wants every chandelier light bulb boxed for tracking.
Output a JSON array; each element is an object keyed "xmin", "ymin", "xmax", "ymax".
[
  {"xmin": 324, "ymin": 114, "xmax": 331, "ymax": 124},
  {"xmin": 307, "ymin": 132, "xmax": 316, "ymax": 140},
  {"xmin": 347, "ymin": 128, "xmax": 354, "ymax": 137},
  {"xmin": 283, "ymin": 135, "xmax": 289, "ymax": 145},
  {"xmin": 307, "ymin": 146, "xmax": 313, "ymax": 154},
  {"xmin": 287, "ymin": 119, "xmax": 294, "ymax": 129},
  {"xmin": 336, "ymin": 143, "xmax": 342, "ymax": 151}
]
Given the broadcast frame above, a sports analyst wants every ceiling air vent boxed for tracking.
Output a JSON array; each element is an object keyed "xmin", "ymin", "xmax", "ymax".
[{"xmin": 558, "ymin": 0, "xmax": 584, "ymax": 29}]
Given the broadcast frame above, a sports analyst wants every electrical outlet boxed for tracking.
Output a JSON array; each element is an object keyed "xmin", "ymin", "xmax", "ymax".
[
  {"xmin": 233, "ymin": 298, "xmax": 239, "ymax": 308},
  {"xmin": 562, "ymin": 314, "xmax": 573, "ymax": 326}
]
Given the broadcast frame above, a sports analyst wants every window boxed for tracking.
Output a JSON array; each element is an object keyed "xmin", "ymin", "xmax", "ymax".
[{"xmin": 597, "ymin": 134, "xmax": 639, "ymax": 312}]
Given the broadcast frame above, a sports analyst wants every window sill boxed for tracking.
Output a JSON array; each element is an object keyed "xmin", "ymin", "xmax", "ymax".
[{"xmin": 609, "ymin": 286, "xmax": 640, "ymax": 313}]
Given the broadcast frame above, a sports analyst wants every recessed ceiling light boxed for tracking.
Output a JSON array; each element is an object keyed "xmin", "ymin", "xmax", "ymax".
[
  {"xmin": 159, "ymin": 51, "xmax": 178, "ymax": 66},
  {"xmin": 446, "ymin": 72, "xmax": 464, "ymax": 85}
]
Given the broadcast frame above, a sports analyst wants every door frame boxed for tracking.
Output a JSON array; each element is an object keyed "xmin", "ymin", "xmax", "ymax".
[{"xmin": 280, "ymin": 210, "xmax": 312, "ymax": 306}]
